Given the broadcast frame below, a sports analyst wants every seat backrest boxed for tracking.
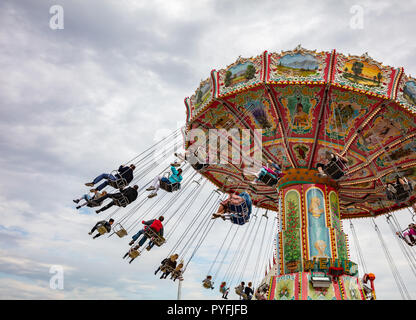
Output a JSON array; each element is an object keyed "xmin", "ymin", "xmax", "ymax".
[
  {"xmin": 144, "ymin": 228, "xmax": 165, "ymax": 246},
  {"xmin": 161, "ymin": 265, "xmax": 174, "ymax": 273},
  {"xmin": 170, "ymin": 182, "xmax": 180, "ymax": 191},
  {"xmin": 229, "ymin": 201, "xmax": 248, "ymax": 215},
  {"xmin": 116, "ymin": 229, "xmax": 128, "ymax": 238},
  {"xmin": 152, "ymin": 236, "xmax": 166, "ymax": 246},
  {"xmin": 114, "ymin": 194, "xmax": 129, "ymax": 207},
  {"xmin": 97, "ymin": 225, "xmax": 108, "ymax": 235},
  {"xmin": 260, "ymin": 173, "xmax": 278, "ymax": 186},
  {"xmin": 108, "ymin": 178, "xmax": 127, "ymax": 189},
  {"xmin": 230, "ymin": 214, "xmax": 249, "ymax": 225},
  {"xmin": 128, "ymin": 250, "xmax": 140, "ymax": 258},
  {"xmin": 395, "ymin": 187, "xmax": 410, "ymax": 201},
  {"xmin": 87, "ymin": 199, "xmax": 101, "ymax": 207},
  {"xmin": 325, "ymin": 161, "xmax": 344, "ymax": 179}
]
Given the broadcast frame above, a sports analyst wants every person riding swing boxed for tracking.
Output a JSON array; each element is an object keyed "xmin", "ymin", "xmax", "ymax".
[
  {"xmin": 95, "ymin": 185, "xmax": 139, "ymax": 213},
  {"xmin": 316, "ymin": 152, "xmax": 348, "ymax": 180},
  {"xmin": 146, "ymin": 165, "xmax": 183, "ymax": 198},
  {"xmin": 386, "ymin": 175, "xmax": 414, "ymax": 203},
  {"xmin": 211, "ymin": 191, "xmax": 252, "ymax": 225},
  {"xmin": 88, "ymin": 219, "xmax": 114, "ymax": 239},
  {"xmin": 85, "ymin": 164, "xmax": 135, "ymax": 191}
]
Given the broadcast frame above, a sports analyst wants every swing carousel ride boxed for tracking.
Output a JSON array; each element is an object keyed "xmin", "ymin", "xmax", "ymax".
[
  {"xmin": 78, "ymin": 46, "xmax": 416, "ymax": 301},
  {"xmin": 183, "ymin": 46, "xmax": 416, "ymax": 300}
]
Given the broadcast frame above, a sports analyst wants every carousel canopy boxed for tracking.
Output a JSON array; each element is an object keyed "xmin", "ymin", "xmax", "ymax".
[{"xmin": 184, "ymin": 46, "xmax": 416, "ymax": 219}]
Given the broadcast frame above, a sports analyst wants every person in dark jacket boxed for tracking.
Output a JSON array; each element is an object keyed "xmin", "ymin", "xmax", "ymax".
[
  {"xmin": 244, "ymin": 282, "xmax": 254, "ymax": 300},
  {"xmin": 235, "ymin": 282, "xmax": 247, "ymax": 300},
  {"xmin": 316, "ymin": 152, "xmax": 348, "ymax": 180},
  {"xmin": 128, "ymin": 216, "xmax": 164, "ymax": 248},
  {"xmin": 95, "ymin": 185, "xmax": 139, "ymax": 213},
  {"xmin": 85, "ymin": 164, "xmax": 136, "ymax": 191},
  {"xmin": 88, "ymin": 219, "xmax": 114, "ymax": 239},
  {"xmin": 159, "ymin": 254, "xmax": 178, "ymax": 279},
  {"xmin": 154, "ymin": 254, "xmax": 179, "ymax": 276}
]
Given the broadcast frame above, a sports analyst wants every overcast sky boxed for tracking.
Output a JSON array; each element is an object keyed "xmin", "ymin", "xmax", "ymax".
[{"xmin": 1, "ymin": 0, "xmax": 416, "ymax": 300}]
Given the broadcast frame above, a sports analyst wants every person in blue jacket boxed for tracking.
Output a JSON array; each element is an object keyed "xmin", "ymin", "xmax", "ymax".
[{"xmin": 146, "ymin": 165, "xmax": 183, "ymax": 198}]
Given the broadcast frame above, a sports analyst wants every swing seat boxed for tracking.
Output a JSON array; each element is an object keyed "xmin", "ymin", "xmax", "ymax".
[
  {"xmin": 227, "ymin": 192, "xmax": 252, "ymax": 225},
  {"xmin": 97, "ymin": 225, "xmax": 108, "ymax": 235},
  {"xmin": 398, "ymin": 228, "xmax": 416, "ymax": 246},
  {"xmin": 387, "ymin": 184, "xmax": 411, "ymax": 202},
  {"xmin": 394, "ymin": 185, "xmax": 411, "ymax": 202},
  {"xmin": 228, "ymin": 202, "xmax": 249, "ymax": 215},
  {"xmin": 116, "ymin": 229, "xmax": 128, "ymax": 238},
  {"xmin": 258, "ymin": 172, "xmax": 279, "ymax": 187},
  {"xmin": 151, "ymin": 236, "xmax": 166, "ymax": 247},
  {"xmin": 128, "ymin": 249, "xmax": 140, "ymax": 259},
  {"xmin": 235, "ymin": 290, "xmax": 248, "ymax": 299},
  {"xmin": 203, "ymin": 282, "xmax": 212, "ymax": 289},
  {"xmin": 144, "ymin": 228, "xmax": 166, "ymax": 247},
  {"xmin": 161, "ymin": 265, "xmax": 174, "ymax": 273},
  {"xmin": 324, "ymin": 161, "xmax": 346, "ymax": 180},
  {"xmin": 108, "ymin": 170, "xmax": 129, "ymax": 190},
  {"xmin": 172, "ymin": 271, "xmax": 183, "ymax": 279},
  {"xmin": 113, "ymin": 223, "xmax": 128, "ymax": 238},
  {"xmin": 191, "ymin": 163, "xmax": 209, "ymax": 171},
  {"xmin": 114, "ymin": 195, "xmax": 130, "ymax": 207},
  {"xmin": 87, "ymin": 198, "xmax": 102, "ymax": 208},
  {"xmin": 160, "ymin": 180, "xmax": 180, "ymax": 192},
  {"xmin": 115, "ymin": 226, "xmax": 128, "ymax": 238},
  {"xmin": 108, "ymin": 177, "xmax": 128, "ymax": 190}
]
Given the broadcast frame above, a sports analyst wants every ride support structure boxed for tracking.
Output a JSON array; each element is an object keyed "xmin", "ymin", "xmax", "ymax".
[{"xmin": 267, "ymin": 168, "xmax": 365, "ymax": 300}]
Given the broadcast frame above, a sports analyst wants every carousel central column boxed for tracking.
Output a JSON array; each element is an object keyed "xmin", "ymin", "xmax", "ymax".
[{"xmin": 268, "ymin": 168, "xmax": 364, "ymax": 300}]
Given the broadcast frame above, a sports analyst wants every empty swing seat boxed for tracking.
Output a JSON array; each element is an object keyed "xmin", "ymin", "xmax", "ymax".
[{"xmin": 114, "ymin": 224, "xmax": 128, "ymax": 238}]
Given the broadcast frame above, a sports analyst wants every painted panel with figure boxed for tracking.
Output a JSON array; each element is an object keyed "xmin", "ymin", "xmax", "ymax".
[{"xmin": 305, "ymin": 187, "xmax": 332, "ymax": 260}]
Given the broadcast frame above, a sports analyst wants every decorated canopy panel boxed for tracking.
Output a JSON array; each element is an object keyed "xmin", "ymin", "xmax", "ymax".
[{"xmin": 184, "ymin": 46, "xmax": 416, "ymax": 219}]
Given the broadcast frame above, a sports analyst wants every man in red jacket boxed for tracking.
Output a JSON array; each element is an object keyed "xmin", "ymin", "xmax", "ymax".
[{"xmin": 128, "ymin": 216, "xmax": 164, "ymax": 248}]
